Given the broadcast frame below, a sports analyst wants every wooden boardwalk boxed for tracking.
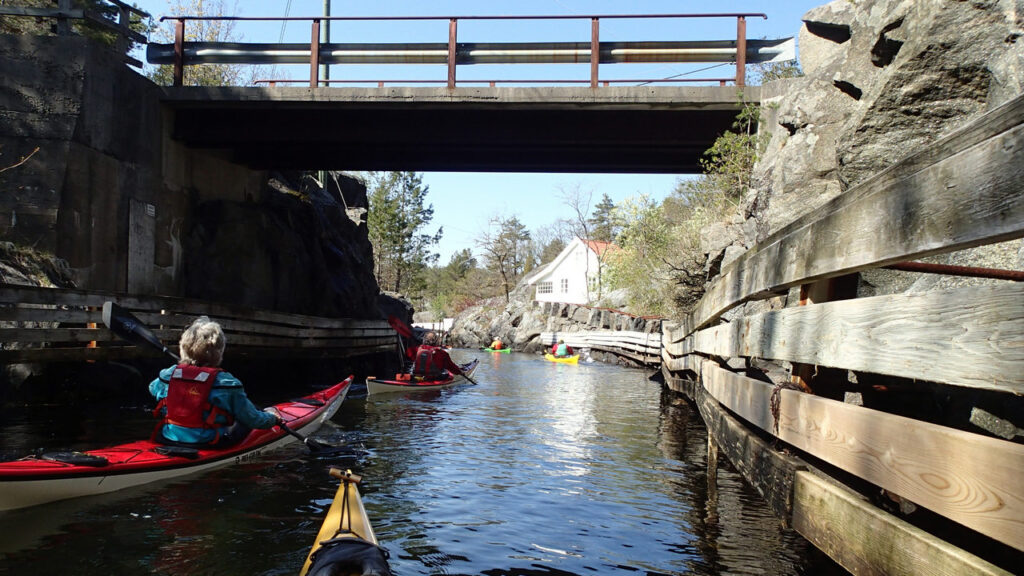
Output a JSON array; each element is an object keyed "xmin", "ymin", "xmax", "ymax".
[{"xmin": 0, "ymin": 284, "xmax": 396, "ymax": 363}]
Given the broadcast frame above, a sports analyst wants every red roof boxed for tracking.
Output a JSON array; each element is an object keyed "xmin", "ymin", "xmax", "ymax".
[{"xmin": 584, "ymin": 239, "xmax": 617, "ymax": 256}]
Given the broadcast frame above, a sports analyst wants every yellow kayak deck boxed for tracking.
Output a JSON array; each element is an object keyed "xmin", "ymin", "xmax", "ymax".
[
  {"xmin": 544, "ymin": 353, "xmax": 580, "ymax": 364},
  {"xmin": 300, "ymin": 468, "xmax": 380, "ymax": 576}
]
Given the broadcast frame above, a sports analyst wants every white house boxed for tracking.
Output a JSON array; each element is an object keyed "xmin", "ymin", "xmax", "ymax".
[{"xmin": 527, "ymin": 237, "xmax": 616, "ymax": 305}]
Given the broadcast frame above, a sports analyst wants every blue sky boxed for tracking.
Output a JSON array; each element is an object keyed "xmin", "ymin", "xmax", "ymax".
[{"xmin": 130, "ymin": 0, "xmax": 824, "ymax": 263}]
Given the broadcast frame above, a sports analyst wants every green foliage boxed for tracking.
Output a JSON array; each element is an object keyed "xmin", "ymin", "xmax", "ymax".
[
  {"xmin": 587, "ymin": 193, "xmax": 618, "ymax": 242},
  {"xmin": 751, "ymin": 60, "xmax": 804, "ymax": 84},
  {"xmin": 539, "ymin": 237, "xmax": 565, "ymax": 265},
  {"xmin": 699, "ymin": 101, "xmax": 768, "ymax": 201},
  {"xmin": 603, "ymin": 196, "xmax": 664, "ymax": 314},
  {"xmin": 366, "ymin": 171, "xmax": 442, "ymax": 296}
]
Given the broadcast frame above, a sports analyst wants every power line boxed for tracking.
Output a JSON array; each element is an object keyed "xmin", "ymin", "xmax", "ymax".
[{"xmin": 278, "ymin": 0, "xmax": 293, "ymax": 43}]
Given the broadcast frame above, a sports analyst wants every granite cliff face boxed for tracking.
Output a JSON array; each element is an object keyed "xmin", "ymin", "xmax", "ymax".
[
  {"xmin": 181, "ymin": 171, "xmax": 382, "ymax": 319},
  {"xmin": 743, "ymin": 0, "xmax": 1023, "ymax": 298}
]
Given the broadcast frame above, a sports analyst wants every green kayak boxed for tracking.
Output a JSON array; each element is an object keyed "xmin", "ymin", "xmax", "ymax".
[{"xmin": 483, "ymin": 347, "xmax": 511, "ymax": 353}]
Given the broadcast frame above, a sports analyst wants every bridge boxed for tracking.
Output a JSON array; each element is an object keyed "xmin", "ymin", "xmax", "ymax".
[
  {"xmin": 145, "ymin": 12, "xmax": 790, "ymax": 173},
  {"xmin": 161, "ymin": 85, "xmax": 760, "ymax": 173}
]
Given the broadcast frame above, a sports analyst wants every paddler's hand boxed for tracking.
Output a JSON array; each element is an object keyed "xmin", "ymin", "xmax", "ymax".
[{"xmin": 263, "ymin": 407, "xmax": 283, "ymax": 426}]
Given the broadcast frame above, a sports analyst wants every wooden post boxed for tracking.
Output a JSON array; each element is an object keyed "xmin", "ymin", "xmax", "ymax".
[
  {"xmin": 173, "ymin": 18, "xmax": 185, "ymax": 87},
  {"xmin": 590, "ymin": 18, "xmax": 600, "ymax": 89},
  {"xmin": 56, "ymin": 0, "xmax": 71, "ymax": 35},
  {"xmin": 790, "ymin": 274, "xmax": 859, "ymax": 392},
  {"xmin": 310, "ymin": 19, "xmax": 321, "ymax": 88},
  {"xmin": 706, "ymin": 434, "xmax": 719, "ymax": 525},
  {"xmin": 447, "ymin": 18, "xmax": 458, "ymax": 89}
]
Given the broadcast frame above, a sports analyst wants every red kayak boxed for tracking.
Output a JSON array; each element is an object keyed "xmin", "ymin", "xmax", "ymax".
[
  {"xmin": 365, "ymin": 359, "xmax": 479, "ymax": 395},
  {"xmin": 0, "ymin": 376, "xmax": 353, "ymax": 512}
]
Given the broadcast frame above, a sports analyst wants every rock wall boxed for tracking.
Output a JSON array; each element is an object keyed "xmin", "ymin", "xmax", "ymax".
[
  {"xmin": 0, "ymin": 35, "xmax": 383, "ymax": 320},
  {"xmin": 721, "ymin": 0, "xmax": 1024, "ymax": 314}
]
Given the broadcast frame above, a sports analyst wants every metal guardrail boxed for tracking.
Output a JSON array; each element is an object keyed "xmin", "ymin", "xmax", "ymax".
[
  {"xmin": 146, "ymin": 13, "xmax": 791, "ymax": 88},
  {"xmin": 0, "ymin": 0, "xmax": 149, "ymax": 67}
]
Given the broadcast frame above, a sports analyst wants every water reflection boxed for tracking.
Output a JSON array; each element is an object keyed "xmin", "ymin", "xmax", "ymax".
[{"xmin": 0, "ymin": 351, "xmax": 844, "ymax": 575}]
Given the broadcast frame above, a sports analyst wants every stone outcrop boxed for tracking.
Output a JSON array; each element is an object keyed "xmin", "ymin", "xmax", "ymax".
[
  {"xmin": 182, "ymin": 171, "xmax": 380, "ymax": 318},
  {"xmin": 727, "ymin": 0, "xmax": 1024, "ymax": 305}
]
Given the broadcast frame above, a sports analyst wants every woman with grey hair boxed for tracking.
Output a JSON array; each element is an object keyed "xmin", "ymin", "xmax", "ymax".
[{"xmin": 149, "ymin": 316, "xmax": 281, "ymax": 448}]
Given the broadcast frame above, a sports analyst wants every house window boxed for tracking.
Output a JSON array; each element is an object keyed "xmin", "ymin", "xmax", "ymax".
[
  {"xmin": 537, "ymin": 281, "xmax": 553, "ymax": 294},
  {"xmin": 560, "ymin": 278, "xmax": 569, "ymax": 293}
]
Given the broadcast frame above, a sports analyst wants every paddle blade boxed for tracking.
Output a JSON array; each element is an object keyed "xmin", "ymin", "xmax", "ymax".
[
  {"xmin": 387, "ymin": 315, "xmax": 414, "ymax": 339},
  {"xmin": 102, "ymin": 301, "xmax": 180, "ymax": 361}
]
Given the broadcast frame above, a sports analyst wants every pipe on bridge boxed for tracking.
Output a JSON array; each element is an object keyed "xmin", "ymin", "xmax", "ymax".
[{"xmin": 147, "ymin": 39, "xmax": 795, "ymax": 67}]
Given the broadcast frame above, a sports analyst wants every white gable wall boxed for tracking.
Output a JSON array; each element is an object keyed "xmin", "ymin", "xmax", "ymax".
[{"xmin": 529, "ymin": 237, "xmax": 602, "ymax": 305}]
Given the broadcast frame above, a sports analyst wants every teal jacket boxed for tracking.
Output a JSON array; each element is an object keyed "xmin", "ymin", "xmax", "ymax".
[{"xmin": 149, "ymin": 366, "xmax": 278, "ymax": 445}]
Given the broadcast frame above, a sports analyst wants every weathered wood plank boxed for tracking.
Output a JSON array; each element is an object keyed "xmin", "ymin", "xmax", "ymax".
[
  {"xmin": 696, "ymin": 382, "xmax": 806, "ymax": 523},
  {"xmin": 0, "ymin": 284, "xmax": 388, "ymax": 330},
  {"xmin": 661, "ymin": 364, "xmax": 696, "ymax": 397},
  {"xmin": 701, "ymin": 360, "xmax": 1024, "ymax": 551},
  {"xmin": 686, "ymin": 95, "xmax": 1024, "ymax": 333},
  {"xmin": 690, "ymin": 283, "xmax": 1024, "ymax": 394},
  {"xmin": 792, "ymin": 471, "xmax": 1014, "ymax": 576},
  {"xmin": 0, "ymin": 308, "xmax": 101, "ymax": 323}
]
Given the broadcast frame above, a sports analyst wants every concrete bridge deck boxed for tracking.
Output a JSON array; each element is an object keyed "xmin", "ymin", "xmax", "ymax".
[{"xmin": 162, "ymin": 85, "xmax": 760, "ymax": 173}]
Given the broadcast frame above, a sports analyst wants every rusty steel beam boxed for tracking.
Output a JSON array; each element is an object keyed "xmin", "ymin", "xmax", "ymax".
[
  {"xmin": 310, "ymin": 19, "xmax": 320, "ymax": 87},
  {"xmin": 884, "ymin": 261, "xmax": 1024, "ymax": 281},
  {"xmin": 173, "ymin": 18, "xmax": 184, "ymax": 87}
]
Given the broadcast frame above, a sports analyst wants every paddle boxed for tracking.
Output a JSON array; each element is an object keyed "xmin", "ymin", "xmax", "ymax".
[{"xmin": 101, "ymin": 301, "xmax": 332, "ymax": 453}]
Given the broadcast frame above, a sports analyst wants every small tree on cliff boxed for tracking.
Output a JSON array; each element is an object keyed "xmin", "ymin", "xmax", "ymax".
[{"xmin": 367, "ymin": 171, "xmax": 442, "ymax": 295}]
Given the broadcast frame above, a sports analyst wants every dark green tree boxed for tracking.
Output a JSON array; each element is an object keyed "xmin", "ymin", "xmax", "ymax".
[
  {"xmin": 367, "ymin": 171, "xmax": 442, "ymax": 295},
  {"xmin": 587, "ymin": 193, "xmax": 618, "ymax": 242}
]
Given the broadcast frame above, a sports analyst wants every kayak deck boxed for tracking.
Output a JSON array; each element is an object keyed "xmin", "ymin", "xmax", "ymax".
[
  {"xmin": 544, "ymin": 353, "xmax": 580, "ymax": 364},
  {"xmin": 0, "ymin": 376, "xmax": 352, "ymax": 511},
  {"xmin": 366, "ymin": 358, "xmax": 479, "ymax": 395},
  {"xmin": 300, "ymin": 468, "xmax": 390, "ymax": 576}
]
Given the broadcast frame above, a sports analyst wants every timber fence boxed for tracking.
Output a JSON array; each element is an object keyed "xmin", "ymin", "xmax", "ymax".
[
  {"xmin": 659, "ymin": 92, "xmax": 1024, "ymax": 573},
  {"xmin": 535, "ymin": 301, "xmax": 663, "ymax": 366},
  {"xmin": 0, "ymin": 284, "xmax": 396, "ymax": 363}
]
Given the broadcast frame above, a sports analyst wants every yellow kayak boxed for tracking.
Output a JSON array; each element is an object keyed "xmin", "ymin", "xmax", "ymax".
[
  {"xmin": 544, "ymin": 353, "xmax": 579, "ymax": 364},
  {"xmin": 300, "ymin": 468, "xmax": 392, "ymax": 576}
]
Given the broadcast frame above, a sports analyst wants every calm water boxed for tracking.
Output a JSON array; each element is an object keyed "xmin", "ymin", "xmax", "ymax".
[{"xmin": 0, "ymin": 351, "xmax": 843, "ymax": 575}]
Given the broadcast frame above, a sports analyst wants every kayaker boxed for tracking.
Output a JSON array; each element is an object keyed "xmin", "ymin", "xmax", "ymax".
[
  {"xmin": 551, "ymin": 339, "xmax": 573, "ymax": 358},
  {"xmin": 149, "ymin": 316, "xmax": 283, "ymax": 448},
  {"xmin": 489, "ymin": 337, "xmax": 504, "ymax": 350},
  {"xmin": 412, "ymin": 331, "xmax": 464, "ymax": 378}
]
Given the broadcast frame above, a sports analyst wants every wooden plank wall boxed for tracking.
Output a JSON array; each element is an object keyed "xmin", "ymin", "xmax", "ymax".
[
  {"xmin": 660, "ymin": 92, "xmax": 1024, "ymax": 574},
  {"xmin": 0, "ymin": 284, "xmax": 397, "ymax": 362}
]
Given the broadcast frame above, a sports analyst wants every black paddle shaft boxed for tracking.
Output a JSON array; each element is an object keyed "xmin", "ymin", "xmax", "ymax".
[{"xmin": 102, "ymin": 301, "xmax": 180, "ymax": 362}]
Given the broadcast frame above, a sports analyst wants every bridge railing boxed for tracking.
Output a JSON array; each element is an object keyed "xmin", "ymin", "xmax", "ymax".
[
  {"xmin": 660, "ymin": 91, "xmax": 1024, "ymax": 571},
  {"xmin": 0, "ymin": 0, "xmax": 148, "ymax": 67},
  {"xmin": 0, "ymin": 284, "xmax": 397, "ymax": 363},
  {"xmin": 145, "ymin": 13, "xmax": 793, "ymax": 89}
]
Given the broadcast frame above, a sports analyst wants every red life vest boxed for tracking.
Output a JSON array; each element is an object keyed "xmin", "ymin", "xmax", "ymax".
[
  {"xmin": 155, "ymin": 365, "xmax": 232, "ymax": 429},
  {"xmin": 413, "ymin": 345, "xmax": 443, "ymax": 379}
]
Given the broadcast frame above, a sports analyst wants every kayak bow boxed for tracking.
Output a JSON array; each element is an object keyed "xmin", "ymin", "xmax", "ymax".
[{"xmin": 300, "ymin": 468, "xmax": 392, "ymax": 576}]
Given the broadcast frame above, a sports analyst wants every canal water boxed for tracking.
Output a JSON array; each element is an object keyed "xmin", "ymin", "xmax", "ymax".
[{"xmin": 0, "ymin": 351, "xmax": 845, "ymax": 575}]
